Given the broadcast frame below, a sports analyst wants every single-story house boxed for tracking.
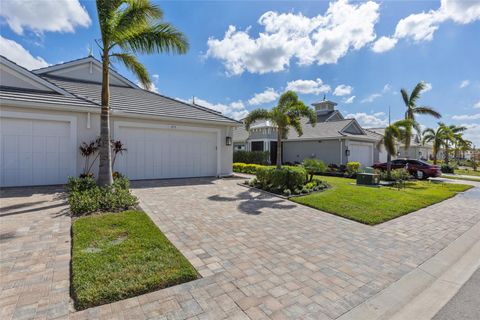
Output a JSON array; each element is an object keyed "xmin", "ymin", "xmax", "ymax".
[
  {"xmin": 0, "ymin": 55, "xmax": 239, "ymax": 187},
  {"xmin": 233, "ymin": 99, "xmax": 384, "ymax": 167}
]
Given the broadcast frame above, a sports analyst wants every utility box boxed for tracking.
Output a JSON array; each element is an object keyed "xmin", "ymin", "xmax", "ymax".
[{"xmin": 357, "ymin": 173, "xmax": 380, "ymax": 186}]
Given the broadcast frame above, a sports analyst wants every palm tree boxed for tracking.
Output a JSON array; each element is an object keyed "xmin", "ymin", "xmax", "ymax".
[
  {"xmin": 244, "ymin": 91, "xmax": 316, "ymax": 169},
  {"xmin": 439, "ymin": 124, "xmax": 466, "ymax": 164},
  {"xmin": 378, "ymin": 119, "xmax": 413, "ymax": 178},
  {"xmin": 95, "ymin": 0, "xmax": 188, "ymax": 186},
  {"xmin": 422, "ymin": 123, "xmax": 446, "ymax": 165},
  {"xmin": 400, "ymin": 82, "xmax": 442, "ymax": 152}
]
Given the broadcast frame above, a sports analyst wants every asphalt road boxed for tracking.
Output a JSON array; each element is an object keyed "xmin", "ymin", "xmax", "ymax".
[{"xmin": 433, "ymin": 267, "xmax": 480, "ymax": 320}]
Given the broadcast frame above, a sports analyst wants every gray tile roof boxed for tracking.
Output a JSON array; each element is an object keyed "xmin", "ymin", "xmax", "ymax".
[
  {"xmin": 287, "ymin": 119, "xmax": 357, "ymax": 140},
  {"xmin": 233, "ymin": 124, "xmax": 249, "ymax": 142},
  {"xmin": 0, "ymin": 86, "xmax": 97, "ymax": 108},
  {"xmin": 43, "ymin": 76, "xmax": 239, "ymax": 124}
]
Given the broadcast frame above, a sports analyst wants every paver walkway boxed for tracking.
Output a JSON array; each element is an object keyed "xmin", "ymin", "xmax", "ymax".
[{"xmin": 1, "ymin": 178, "xmax": 479, "ymax": 319}]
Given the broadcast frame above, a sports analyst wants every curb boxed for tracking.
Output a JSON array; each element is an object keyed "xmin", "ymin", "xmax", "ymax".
[{"xmin": 337, "ymin": 221, "xmax": 480, "ymax": 320}]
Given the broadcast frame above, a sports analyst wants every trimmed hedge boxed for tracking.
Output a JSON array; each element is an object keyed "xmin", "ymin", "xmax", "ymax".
[
  {"xmin": 233, "ymin": 151, "xmax": 269, "ymax": 165},
  {"xmin": 233, "ymin": 162, "xmax": 267, "ymax": 174},
  {"xmin": 255, "ymin": 166, "xmax": 307, "ymax": 193}
]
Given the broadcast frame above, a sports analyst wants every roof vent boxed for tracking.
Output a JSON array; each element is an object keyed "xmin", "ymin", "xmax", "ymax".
[{"xmin": 312, "ymin": 98, "xmax": 337, "ymax": 112}]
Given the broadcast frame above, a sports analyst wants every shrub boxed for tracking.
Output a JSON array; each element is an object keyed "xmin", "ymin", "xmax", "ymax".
[
  {"xmin": 346, "ymin": 162, "xmax": 361, "ymax": 176},
  {"xmin": 255, "ymin": 166, "xmax": 307, "ymax": 192},
  {"xmin": 441, "ymin": 164, "xmax": 455, "ymax": 174},
  {"xmin": 66, "ymin": 176, "xmax": 138, "ymax": 215},
  {"xmin": 302, "ymin": 159, "xmax": 326, "ymax": 181},
  {"xmin": 233, "ymin": 151, "xmax": 270, "ymax": 164},
  {"xmin": 233, "ymin": 162, "xmax": 266, "ymax": 174},
  {"xmin": 376, "ymin": 168, "xmax": 411, "ymax": 182}
]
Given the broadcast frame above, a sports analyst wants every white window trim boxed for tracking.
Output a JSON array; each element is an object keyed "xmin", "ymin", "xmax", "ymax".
[
  {"xmin": 113, "ymin": 121, "xmax": 222, "ymax": 176},
  {"xmin": 0, "ymin": 110, "xmax": 78, "ymax": 177}
]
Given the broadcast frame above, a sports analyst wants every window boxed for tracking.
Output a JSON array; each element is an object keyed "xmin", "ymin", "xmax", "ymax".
[{"xmin": 251, "ymin": 141, "xmax": 264, "ymax": 151}]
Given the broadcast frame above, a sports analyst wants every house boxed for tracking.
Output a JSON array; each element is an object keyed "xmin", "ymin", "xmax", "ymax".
[
  {"xmin": 368, "ymin": 128, "xmax": 441, "ymax": 161},
  {"xmin": 0, "ymin": 55, "xmax": 239, "ymax": 187},
  {"xmin": 233, "ymin": 99, "xmax": 383, "ymax": 167}
]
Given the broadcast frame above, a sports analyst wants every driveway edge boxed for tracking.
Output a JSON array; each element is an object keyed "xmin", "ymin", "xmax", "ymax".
[{"xmin": 337, "ymin": 221, "xmax": 480, "ymax": 320}]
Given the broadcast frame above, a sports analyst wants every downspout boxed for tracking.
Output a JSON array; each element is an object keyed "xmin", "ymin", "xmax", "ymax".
[{"xmin": 339, "ymin": 139, "xmax": 343, "ymax": 165}]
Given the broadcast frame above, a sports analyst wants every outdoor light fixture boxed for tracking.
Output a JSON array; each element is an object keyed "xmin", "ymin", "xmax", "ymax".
[
  {"xmin": 345, "ymin": 148, "xmax": 350, "ymax": 157},
  {"xmin": 226, "ymin": 136, "xmax": 232, "ymax": 146},
  {"xmin": 397, "ymin": 151, "xmax": 401, "ymax": 156}
]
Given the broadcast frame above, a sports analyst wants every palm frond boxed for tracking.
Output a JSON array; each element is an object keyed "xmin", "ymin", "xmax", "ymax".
[
  {"xmin": 111, "ymin": 52, "xmax": 151, "ymax": 89},
  {"xmin": 410, "ymin": 82, "xmax": 426, "ymax": 105},
  {"xmin": 413, "ymin": 106, "xmax": 442, "ymax": 118},
  {"xmin": 290, "ymin": 118, "xmax": 303, "ymax": 137},
  {"xmin": 400, "ymin": 88, "xmax": 410, "ymax": 107},
  {"xmin": 244, "ymin": 109, "xmax": 272, "ymax": 131},
  {"xmin": 115, "ymin": 0, "xmax": 162, "ymax": 35}
]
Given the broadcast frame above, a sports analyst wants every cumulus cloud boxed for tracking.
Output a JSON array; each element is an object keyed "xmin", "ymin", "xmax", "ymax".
[
  {"xmin": 0, "ymin": 36, "xmax": 49, "ymax": 69},
  {"xmin": 344, "ymin": 96, "xmax": 356, "ymax": 104},
  {"xmin": 371, "ymin": 36, "xmax": 398, "ymax": 53},
  {"xmin": 0, "ymin": 0, "xmax": 91, "ymax": 35},
  {"xmin": 460, "ymin": 123, "xmax": 480, "ymax": 145},
  {"xmin": 345, "ymin": 112, "xmax": 388, "ymax": 127},
  {"xmin": 248, "ymin": 88, "xmax": 279, "ymax": 105},
  {"xmin": 180, "ymin": 97, "xmax": 249, "ymax": 120},
  {"xmin": 423, "ymin": 82, "xmax": 433, "ymax": 92},
  {"xmin": 361, "ymin": 93, "xmax": 381, "ymax": 103},
  {"xmin": 460, "ymin": 80, "xmax": 470, "ymax": 88},
  {"xmin": 286, "ymin": 78, "xmax": 331, "ymax": 95},
  {"xmin": 207, "ymin": 0, "xmax": 380, "ymax": 75},
  {"xmin": 333, "ymin": 84, "xmax": 353, "ymax": 96},
  {"xmin": 474, "ymin": 101, "xmax": 480, "ymax": 109},
  {"xmin": 452, "ymin": 113, "xmax": 480, "ymax": 120},
  {"xmin": 373, "ymin": 0, "xmax": 480, "ymax": 53}
]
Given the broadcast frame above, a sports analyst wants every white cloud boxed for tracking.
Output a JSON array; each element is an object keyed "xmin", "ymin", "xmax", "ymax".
[
  {"xmin": 460, "ymin": 123, "xmax": 480, "ymax": 145},
  {"xmin": 452, "ymin": 113, "xmax": 480, "ymax": 120},
  {"xmin": 0, "ymin": 36, "xmax": 48, "ymax": 70},
  {"xmin": 0, "ymin": 0, "xmax": 91, "ymax": 35},
  {"xmin": 286, "ymin": 78, "xmax": 331, "ymax": 95},
  {"xmin": 423, "ymin": 82, "xmax": 433, "ymax": 92},
  {"xmin": 152, "ymin": 74, "xmax": 159, "ymax": 81},
  {"xmin": 460, "ymin": 80, "xmax": 470, "ymax": 88},
  {"xmin": 371, "ymin": 36, "xmax": 398, "ymax": 53},
  {"xmin": 345, "ymin": 112, "xmax": 388, "ymax": 127},
  {"xmin": 361, "ymin": 93, "xmax": 381, "ymax": 103},
  {"xmin": 344, "ymin": 96, "xmax": 356, "ymax": 104},
  {"xmin": 248, "ymin": 88, "xmax": 279, "ymax": 105},
  {"xmin": 375, "ymin": 0, "xmax": 480, "ymax": 52},
  {"xmin": 181, "ymin": 97, "xmax": 249, "ymax": 120},
  {"xmin": 474, "ymin": 101, "xmax": 480, "ymax": 109},
  {"xmin": 206, "ymin": 0, "xmax": 380, "ymax": 75},
  {"xmin": 382, "ymin": 84, "xmax": 392, "ymax": 93},
  {"xmin": 137, "ymin": 81, "xmax": 159, "ymax": 93},
  {"xmin": 333, "ymin": 84, "xmax": 353, "ymax": 96}
]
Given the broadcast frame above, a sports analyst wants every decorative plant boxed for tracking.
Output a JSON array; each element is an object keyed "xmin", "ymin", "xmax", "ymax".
[
  {"xmin": 79, "ymin": 138, "xmax": 101, "ymax": 177},
  {"xmin": 302, "ymin": 159, "xmax": 326, "ymax": 182},
  {"xmin": 111, "ymin": 140, "xmax": 127, "ymax": 170}
]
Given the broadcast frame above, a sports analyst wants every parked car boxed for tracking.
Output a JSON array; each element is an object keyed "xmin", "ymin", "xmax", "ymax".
[{"xmin": 372, "ymin": 159, "xmax": 442, "ymax": 179}]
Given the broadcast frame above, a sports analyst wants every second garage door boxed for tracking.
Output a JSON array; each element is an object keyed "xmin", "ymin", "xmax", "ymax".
[
  {"xmin": 348, "ymin": 142, "xmax": 373, "ymax": 167},
  {"xmin": 115, "ymin": 124, "xmax": 218, "ymax": 180}
]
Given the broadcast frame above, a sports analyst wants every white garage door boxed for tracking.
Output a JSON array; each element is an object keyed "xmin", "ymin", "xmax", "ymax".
[
  {"xmin": 0, "ymin": 116, "xmax": 76, "ymax": 187},
  {"xmin": 348, "ymin": 143, "xmax": 373, "ymax": 167},
  {"xmin": 115, "ymin": 125, "xmax": 218, "ymax": 180}
]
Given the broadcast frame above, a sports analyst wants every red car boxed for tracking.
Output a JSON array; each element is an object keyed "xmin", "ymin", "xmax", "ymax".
[{"xmin": 372, "ymin": 159, "xmax": 442, "ymax": 179}]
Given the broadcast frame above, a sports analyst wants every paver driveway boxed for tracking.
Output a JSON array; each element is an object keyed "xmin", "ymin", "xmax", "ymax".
[{"xmin": 1, "ymin": 177, "xmax": 479, "ymax": 319}]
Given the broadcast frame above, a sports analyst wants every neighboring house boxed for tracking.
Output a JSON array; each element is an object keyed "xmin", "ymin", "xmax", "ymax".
[
  {"xmin": 233, "ymin": 99, "xmax": 382, "ymax": 167},
  {"xmin": 0, "ymin": 55, "xmax": 239, "ymax": 187},
  {"xmin": 368, "ymin": 128, "xmax": 441, "ymax": 161}
]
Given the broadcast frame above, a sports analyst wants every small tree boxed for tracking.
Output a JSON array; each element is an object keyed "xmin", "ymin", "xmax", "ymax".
[
  {"xmin": 244, "ymin": 91, "xmax": 316, "ymax": 169},
  {"xmin": 302, "ymin": 159, "xmax": 326, "ymax": 182},
  {"xmin": 378, "ymin": 119, "xmax": 413, "ymax": 179},
  {"xmin": 79, "ymin": 138, "xmax": 101, "ymax": 177},
  {"xmin": 111, "ymin": 140, "xmax": 127, "ymax": 170}
]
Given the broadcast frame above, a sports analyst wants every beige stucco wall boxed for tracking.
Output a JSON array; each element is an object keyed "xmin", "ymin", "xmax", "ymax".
[{"xmin": 0, "ymin": 105, "xmax": 233, "ymax": 178}]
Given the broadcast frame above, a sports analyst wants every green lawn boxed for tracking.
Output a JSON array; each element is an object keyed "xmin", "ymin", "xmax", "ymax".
[
  {"xmin": 291, "ymin": 176, "xmax": 472, "ymax": 225},
  {"xmin": 455, "ymin": 169, "xmax": 480, "ymax": 177},
  {"xmin": 71, "ymin": 210, "xmax": 198, "ymax": 310}
]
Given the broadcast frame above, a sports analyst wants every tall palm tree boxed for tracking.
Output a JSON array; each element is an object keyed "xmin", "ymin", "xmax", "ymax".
[
  {"xmin": 439, "ymin": 124, "xmax": 466, "ymax": 164},
  {"xmin": 244, "ymin": 91, "xmax": 316, "ymax": 169},
  {"xmin": 96, "ymin": 0, "xmax": 188, "ymax": 186},
  {"xmin": 400, "ymin": 82, "xmax": 442, "ymax": 152},
  {"xmin": 378, "ymin": 119, "xmax": 413, "ymax": 178},
  {"xmin": 422, "ymin": 123, "xmax": 446, "ymax": 165}
]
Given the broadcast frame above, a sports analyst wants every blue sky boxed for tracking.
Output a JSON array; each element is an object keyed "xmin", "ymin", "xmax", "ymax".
[{"xmin": 1, "ymin": 0, "xmax": 479, "ymax": 145}]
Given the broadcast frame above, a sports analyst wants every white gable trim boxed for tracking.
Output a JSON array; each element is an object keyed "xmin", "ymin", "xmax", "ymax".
[
  {"xmin": 0, "ymin": 56, "xmax": 74, "ymax": 97},
  {"xmin": 341, "ymin": 119, "xmax": 366, "ymax": 135},
  {"xmin": 33, "ymin": 56, "xmax": 138, "ymax": 88}
]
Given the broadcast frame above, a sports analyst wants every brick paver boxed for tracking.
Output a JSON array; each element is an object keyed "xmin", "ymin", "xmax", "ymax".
[{"xmin": 1, "ymin": 178, "xmax": 479, "ymax": 319}]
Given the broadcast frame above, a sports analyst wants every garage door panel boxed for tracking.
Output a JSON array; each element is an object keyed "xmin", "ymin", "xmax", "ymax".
[
  {"xmin": 1, "ymin": 117, "xmax": 75, "ymax": 187},
  {"xmin": 116, "ymin": 125, "xmax": 217, "ymax": 180}
]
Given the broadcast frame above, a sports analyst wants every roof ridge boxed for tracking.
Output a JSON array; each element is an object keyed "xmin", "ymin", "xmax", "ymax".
[{"xmin": 31, "ymin": 56, "xmax": 91, "ymax": 72}]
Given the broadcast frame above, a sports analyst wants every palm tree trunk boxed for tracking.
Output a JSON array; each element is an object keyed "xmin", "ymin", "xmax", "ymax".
[
  {"xmin": 276, "ymin": 128, "xmax": 282, "ymax": 169},
  {"xmin": 444, "ymin": 143, "xmax": 450, "ymax": 165},
  {"xmin": 387, "ymin": 153, "xmax": 392, "ymax": 179},
  {"xmin": 97, "ymin": 52, "xmax": 113, "ymax": 186}
]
